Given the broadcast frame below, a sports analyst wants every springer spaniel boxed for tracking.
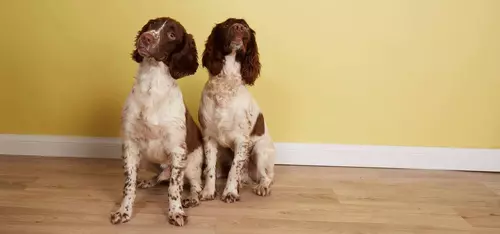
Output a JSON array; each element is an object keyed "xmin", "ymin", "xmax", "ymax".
[
  {"xmin": 198, "ymin": 18, "xmax": 276, "ymax": 203},
  {"xmin": 110, "ymin": 17, "xmax": 203, "ymax": 226}
]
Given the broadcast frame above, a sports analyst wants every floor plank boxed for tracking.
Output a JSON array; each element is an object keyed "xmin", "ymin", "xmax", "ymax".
[
  {"xmin": 455, "ymin": 207, "xmax": 500, "ymax": 228},
  {"xmin": 0, "ymin": 155, "xmax": 499, "ymax": 234}
]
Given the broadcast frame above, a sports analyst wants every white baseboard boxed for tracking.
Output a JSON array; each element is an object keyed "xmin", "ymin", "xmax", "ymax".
[{"xmin": 0, "ymin": 134, "xmax": 499, "ymax": 172}]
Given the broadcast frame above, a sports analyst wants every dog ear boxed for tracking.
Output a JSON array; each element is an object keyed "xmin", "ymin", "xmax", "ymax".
[
  {"xmin": 131, "ymin": 19, "xmax": 156, "ymax": 63},
  {"xmin": 240, "ymin": 28, "xmax": 261, "ymax": 86},
  {"xmin": 202, "ymin": 24, "xmax": 224, "ymax": 76},
  {"xmin": 168, "ymin": 33, "xmax": 199, "ymax": 79}
]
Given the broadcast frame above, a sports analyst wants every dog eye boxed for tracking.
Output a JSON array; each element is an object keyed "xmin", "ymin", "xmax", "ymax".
[{"xmin": 167, "ymin": 32, "xmax": 176, "ymax": 40}]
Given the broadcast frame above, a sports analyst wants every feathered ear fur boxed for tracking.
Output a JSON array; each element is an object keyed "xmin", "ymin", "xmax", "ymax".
[
  {"xmin": 239, "ymin": 28, "xmax": 261, "ymax": 86},
  {"xmin": 167, "ymin": 33, "xmax": 199, "ymax": 79},
  {"xmin": 131, "ymin": 19, "xmax": 155, "ymax": 63},
  {"xmin": 202, "ymin": 24, "xmax": 225, "ymax": 76}
]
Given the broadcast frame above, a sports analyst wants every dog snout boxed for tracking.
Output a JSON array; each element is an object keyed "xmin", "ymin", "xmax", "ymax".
[
  {"xmin": 232, "ymin": 23, "xmax": 246, "ymax": 32},
  {"xmin": 139, "ymin": 32, "xmax": 156, "ymax": 47},
  {"xmin": 230, "ymin": 23, "xmax": 247, "ymax": 36}
]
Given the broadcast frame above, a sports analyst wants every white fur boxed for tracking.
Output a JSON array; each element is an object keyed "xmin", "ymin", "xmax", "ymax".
[
  {"xmin": 110, "ymin": 58, "xmax": 203, "ymax": 225},
  {"xmin": 198, "ymin": 54, "xmax": 276, "ymax": 202},
  {"xmin": 125, "ymin": 61, "xmax": 187, "ymax": 163}
]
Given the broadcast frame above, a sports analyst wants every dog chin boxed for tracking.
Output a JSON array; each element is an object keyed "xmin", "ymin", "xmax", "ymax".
[
  {"xmin": 137, "ymin": 48, "xmax": 150, "ymax": 57},
  {"xmin": 230, "ymin": 42, "xmax": 243, "ymax": 51}
]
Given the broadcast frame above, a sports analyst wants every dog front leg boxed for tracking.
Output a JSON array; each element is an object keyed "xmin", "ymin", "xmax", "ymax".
[
  {"xmin": 200, "ymin": 137, "xmax": 218, "ymax": 201},
  {"xmin": 221, "ymin": 137, "xmax": 249, "ymax": 203},
  {"xmin": 110, "ymin": 141, "xmax": 140, "ymax": 224},
  {"xmin": 167, "ymin": 146, "xmax": 187, "ymax": 226}
]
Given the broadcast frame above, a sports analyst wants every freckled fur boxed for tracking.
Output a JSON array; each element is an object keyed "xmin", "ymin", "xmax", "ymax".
[
  {"xmin": 111, "ymin": 17, "xmax": 202, "ymax": 227},
  {"xmin": 198, "ymin": 18, "xmax": 276, "ymax": 203}
]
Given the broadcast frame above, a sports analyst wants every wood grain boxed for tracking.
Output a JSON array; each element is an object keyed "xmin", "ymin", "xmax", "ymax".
[{"xmin": 0, "ymin": 155, "xmax": 499, "ymax": 234}]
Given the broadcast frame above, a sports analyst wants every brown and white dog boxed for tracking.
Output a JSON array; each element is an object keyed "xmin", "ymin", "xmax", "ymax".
[
  {"xmin": 110, "ymin": 17, "xmax": 203, "ymax": 226},
  {"xmin": 198, "ymin": 18, "xmax": 276, "ymax": 203}
]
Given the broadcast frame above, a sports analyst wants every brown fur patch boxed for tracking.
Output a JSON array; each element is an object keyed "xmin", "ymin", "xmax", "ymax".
[
  {"xmin": 185, "ymin": 108, "xmax": 203, "ymax": 154},
  {"xmin": 250, "ymin": 113, "xmax": 265, "ymax": 136}
]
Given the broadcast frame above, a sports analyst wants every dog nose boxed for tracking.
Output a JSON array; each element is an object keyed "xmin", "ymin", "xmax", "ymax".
[
  {"xmin": 232, "ymin": 23, "xmax": 246, "ymax": 33},
  {"xmin": 140, "ymin": 32, "xmax": 155, "ymax": 46}
]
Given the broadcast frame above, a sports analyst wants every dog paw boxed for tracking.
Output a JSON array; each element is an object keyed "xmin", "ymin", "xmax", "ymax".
[
  {"xmin": 137, "ymin": 179, "xmax": 156, "ymax": 189},
  {"xmin": 240, "ymin": 175, "xmax": 252, "ymax": 188},
  {"xmin": 200, "ymin": 188, "xmax": 215, "ymax": 201},
  {"xmin": 221, "ymin": 191, "xmax": 240, "ymax": 203},
  {"xmin": 110, "ymin": 210, "xmax": 131, "ymax": 224},
  {"xmin": 182, "ymin": 197, "xmax": 200, "ymax": 208},
  {"xmin": 253, "ymin": 184, "xmax": 271, "ymax": 196},
  {"xmin": 168, "ymin": 210, "xmax": 188, "ymax": 226}
]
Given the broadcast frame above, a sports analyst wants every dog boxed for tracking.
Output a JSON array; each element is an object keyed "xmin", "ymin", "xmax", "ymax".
[
  {"xmin": 198, "ymin": 18, "xmax": 276, "ymax": 203},
  {"xmin": 110, "ymin": 17, "xmax": 203, "ymax": 226}
]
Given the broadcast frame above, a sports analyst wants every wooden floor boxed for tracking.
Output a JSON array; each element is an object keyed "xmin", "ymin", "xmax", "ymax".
[{"xmin": 0, "ymin": 156, "xmax": 499, "ymax": 234}]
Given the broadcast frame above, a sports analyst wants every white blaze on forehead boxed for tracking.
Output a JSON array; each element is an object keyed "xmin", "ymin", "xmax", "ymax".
[
  {"xmin": 157, "ymin": 20, "xmax": 168, "ymax": 33},
  {"xmin": 145, "ymin": 20, "xmax": 167, "ymax": 39},
  {"xmin": 150, "ymin": 20, "xmax": 168, "ymax": 38}
]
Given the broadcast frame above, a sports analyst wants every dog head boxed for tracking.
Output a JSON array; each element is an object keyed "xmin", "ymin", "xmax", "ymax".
[
  {"xmin": 202, "ymin": 18, "xmax": 261, "ymax": 85},
  {"xmin": 132, "ymin": 17, "xmax": 198, "ymax": 79}
]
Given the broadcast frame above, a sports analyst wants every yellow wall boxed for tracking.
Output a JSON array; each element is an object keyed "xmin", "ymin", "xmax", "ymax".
[{"xmin": 1, "ymin": 0, "xmax": 499, "ymax": 148}]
